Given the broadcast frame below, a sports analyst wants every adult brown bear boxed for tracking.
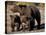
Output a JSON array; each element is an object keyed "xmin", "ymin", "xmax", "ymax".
[{"xmin": 19, "ymin": 5, "xmax": 41, "ymax": 31}]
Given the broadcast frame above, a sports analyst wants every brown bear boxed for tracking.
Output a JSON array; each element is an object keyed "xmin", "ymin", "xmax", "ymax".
[{"xmin": 19, "ymin": 5, "xmax": 41, "ymax": 31}]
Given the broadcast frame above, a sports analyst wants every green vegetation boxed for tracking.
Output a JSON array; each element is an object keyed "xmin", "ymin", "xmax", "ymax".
[
  {"xmin": 16, "ymin": 2, "xmax": 45, "ymax": 7},
  {"xmin": 16, "ymin": 2, "xmax": 35, "ymax": 6}
]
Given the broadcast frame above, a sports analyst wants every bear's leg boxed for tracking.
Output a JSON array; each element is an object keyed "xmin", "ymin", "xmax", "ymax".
[
  {"xmin": 17, "ymin": 21, "xmax": 21, "ymax": 31},
  {"xmin": 36, "ymin": 13, "xmax": 41, "ymax": 29},
  {"xmin": 36, "ymin": 17, "xmax": 41, "ymax": 29},
  {"xmin": 17, "ymin": 23, "xmax": 21, "ymax": 31},
  {"xmin": 29, "ymin": 19, "xmax": 35, "ymax": 31}
]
